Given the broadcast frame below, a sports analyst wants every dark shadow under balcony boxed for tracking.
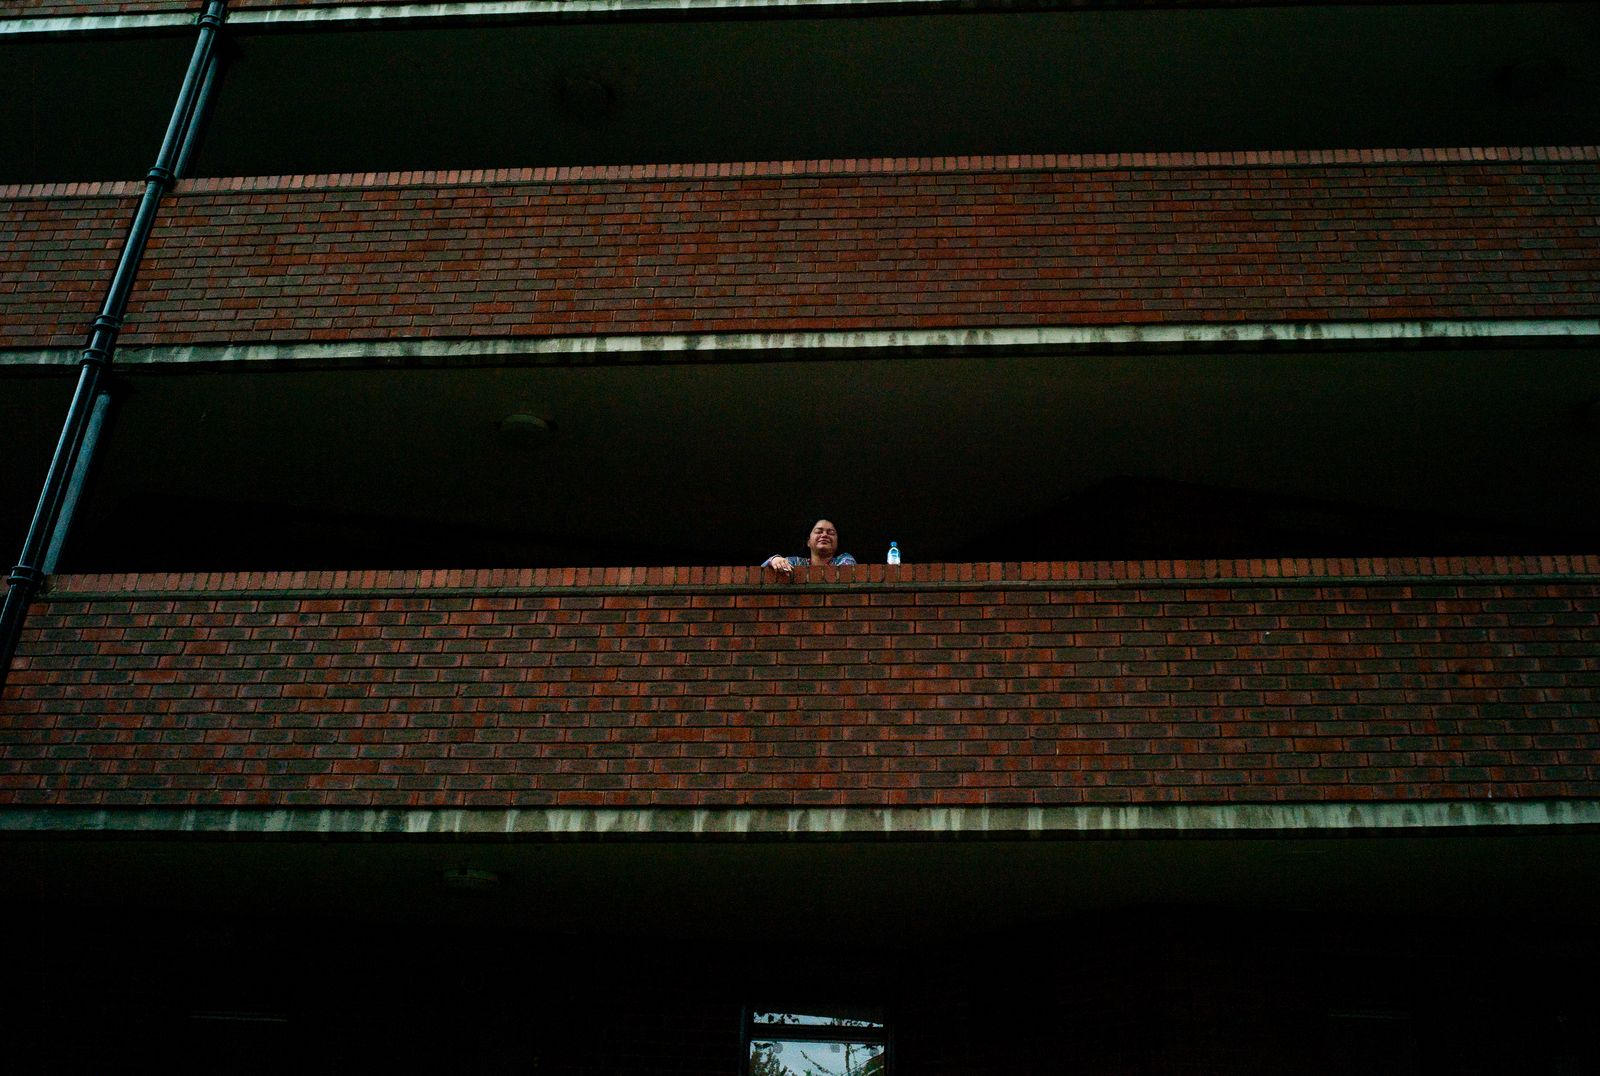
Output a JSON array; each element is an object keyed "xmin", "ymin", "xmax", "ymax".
[
  {"xmin": 6, "ymin": 339, "xmax": 1600, "ymax": 573},
  {"xmin": 3, "ymin": 2, "xmax": 1599, "ymax": 182}
]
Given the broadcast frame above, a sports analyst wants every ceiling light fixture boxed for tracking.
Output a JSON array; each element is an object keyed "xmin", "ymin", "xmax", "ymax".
[
  {"xmin": 497, "ymin": 412, "xmax": 555, "ymax": 449},
  {"xmin": 442, "ymin": 867, "xmax": 503, "ymax": 893}
]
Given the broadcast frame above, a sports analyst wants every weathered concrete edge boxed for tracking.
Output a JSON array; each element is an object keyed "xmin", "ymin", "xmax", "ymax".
[
  {"xmin": 2, "ymin": 0, "xmax": 979, "ymax": 37},
  {"xmin": 0, "ymin": 11, "xmax": 193, "ymax": 34},
  {"xmin": 4, "ymin": 800, "xmax": 1598, "ymax": 841},
  {"xmin": 4, "ymin": 318, "xmax": 1596, "ymax": 369}
]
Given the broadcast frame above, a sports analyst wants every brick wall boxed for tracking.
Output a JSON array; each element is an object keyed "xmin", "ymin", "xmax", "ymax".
[
  {"xmin": 0, "ymin": 186, "xmax": 140, "ymax": 350},
  {"xmin": 3, "ymin": 557, "xmax": 1596, "ymax": 808},
  {"xmin": 1, "ymin": 0, "xmax": 191, "ymax": 16},
  {"xmin": 4, "ymin": 153, "xmax": 1597, "ymax": 350}
]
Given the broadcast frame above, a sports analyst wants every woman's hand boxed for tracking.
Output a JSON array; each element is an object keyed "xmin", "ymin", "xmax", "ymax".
[{"xmin": 765, "ymin": 555, "xmax": 794, "ymax": 574}]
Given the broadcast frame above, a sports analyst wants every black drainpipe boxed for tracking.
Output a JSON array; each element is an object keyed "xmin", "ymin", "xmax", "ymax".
[{"xmin": 0, "ymin": 0, "xmax": 229, "ymax": 696}]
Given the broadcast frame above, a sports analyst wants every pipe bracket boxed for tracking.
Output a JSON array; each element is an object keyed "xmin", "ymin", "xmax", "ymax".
[{"xmin": 5, "ymin": 565, "xmax": 45, "ymax": 589}]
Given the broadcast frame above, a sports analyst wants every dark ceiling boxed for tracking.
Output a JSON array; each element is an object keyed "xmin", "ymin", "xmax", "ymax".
[
  {"xmin": 9, "ymin": 827, "xmax": 1600, "ymax": 940},
  {"xmin": 3, "ymin": 342, "xmax": 1598, "ymax": 572},
  {"xmin": 0, "ymin": 2, "xmax": 1597, "ymax": 182},
  {"xmin": 9, "ymin": 826, "xmax": 1597, "ymax": 1070}
]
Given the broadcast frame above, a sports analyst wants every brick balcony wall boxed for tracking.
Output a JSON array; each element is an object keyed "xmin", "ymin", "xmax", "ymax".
[
  {"xmin": 2, "ymin": 557, "xmax": 1597, "ymax": 809},
  {"xmin": 0, "ymin": 186, "xmax": 140, "ymax": 350},
  {"xmin": 1, "ymin": 0, "xmax": 189, "ymax": 15},
  {"xmin": 3, "ymin": 152, "xmax": 1597, "ymax": 351}
]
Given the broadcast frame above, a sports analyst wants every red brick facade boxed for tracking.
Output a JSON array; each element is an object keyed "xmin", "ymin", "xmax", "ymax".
[
  {"xmin": 3, "ymin": 152, "xmax": 1598, "ymax": 351},
  {"xmin": 1, "ymin": 0, "xmax": 190, "ymax": 15},
  {"xmin": 0, "ymin": 187, "xmax": 140, "ymax": 350},
  {"xmin": 4, "ymin": 556, "xmax": 1596, "ymax": 808}
]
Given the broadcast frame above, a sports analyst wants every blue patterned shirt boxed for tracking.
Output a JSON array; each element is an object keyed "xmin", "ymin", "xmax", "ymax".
[{"xmin": 768, "ymin": 553, "xmax": 857, "ymax": 567}]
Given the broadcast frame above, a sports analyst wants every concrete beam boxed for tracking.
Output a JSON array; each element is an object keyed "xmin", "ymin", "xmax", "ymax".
[
  {"xmin": 4, "ymin": 0, "xmax": 963, "ymax": 37},
  {"xmin": 4, "ymin": 317, "xmax": 1595, "ymax": 370},
  {"xmin": 5, "ymin": 799, "xmax": 1599, "ymax": 841}
]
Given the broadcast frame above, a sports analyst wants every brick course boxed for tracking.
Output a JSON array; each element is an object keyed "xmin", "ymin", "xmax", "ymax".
[
  {"xmin": 0, "ymin": 188, "xmax": 139, "ymax": 350},
  {"xmin": 3, "ymin": 155, "xmax": 1596, "ymax": 350},
  {"xmin": 4, "ymin": 557, "xmax": 1597, "ymax": 809},
  {"xmin": 1, "ymin": 1, "xmax": 190, "ymax": 15}
]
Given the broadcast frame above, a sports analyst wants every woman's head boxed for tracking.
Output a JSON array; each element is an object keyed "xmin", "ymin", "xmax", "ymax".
[{"xmin": 807, "ymin": 519, "xmax": 839, "ymax": 561}]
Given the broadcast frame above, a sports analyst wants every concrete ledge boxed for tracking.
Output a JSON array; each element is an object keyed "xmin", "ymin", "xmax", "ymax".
[
  {"xmin": 0, "ymin": 12, "xmax": 192, "ymax": 35},
  {"xmin": 17, "ymin": 553, "xmax": 1600, "ymax": 602},
  {"xmin": 2, "ymin": 0, "xmax": 1034, "ymax": 36},
  {"xmin": 4, "ymin": 318, "xmax": 1597, "ymax": 371},
  {"xmin": 0, "ymin": 1, "xmax": 1302, "ymax": 37},
  {"xmin": 5, "ymin": 800, "xmax": 1599, "ymax": 841}
]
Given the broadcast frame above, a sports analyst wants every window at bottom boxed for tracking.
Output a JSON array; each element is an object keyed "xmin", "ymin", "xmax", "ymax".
[{"xmin": 746, "ymin": 1010, "xmax": 888, "ymax": 1076}]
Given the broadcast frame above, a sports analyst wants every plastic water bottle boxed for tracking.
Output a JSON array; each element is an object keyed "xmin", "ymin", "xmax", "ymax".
[{"xmin": 887, "ymin": 542, "xmax": 901, "ymax": 565}]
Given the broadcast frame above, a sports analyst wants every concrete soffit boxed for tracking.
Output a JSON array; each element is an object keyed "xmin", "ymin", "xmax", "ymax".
[
  {"xmin": 5, "ymin": 0, "xmax": 984, "ymax": 37},
  {"xmin": 4, "ymin": 799, "xmax": 1600, "ymax": 841},
  {"xmin": 5, "ymin": 318, "xmax": 1598, "ymax": 371}
]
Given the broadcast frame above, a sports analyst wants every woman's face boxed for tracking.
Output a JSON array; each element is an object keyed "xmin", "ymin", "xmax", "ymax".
[{"xmin": 808, "ymin": 520, "xmax": 839, "ymax": 558}]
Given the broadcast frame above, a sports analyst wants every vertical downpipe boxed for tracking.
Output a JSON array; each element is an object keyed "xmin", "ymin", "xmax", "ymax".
[
  {"xmin": 0, "ymin": 0, "xmax": 229, "ymax": 696},
  {"xmin": 41, "ymin": 389, "xmax": 116, "ymax": 576}
]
